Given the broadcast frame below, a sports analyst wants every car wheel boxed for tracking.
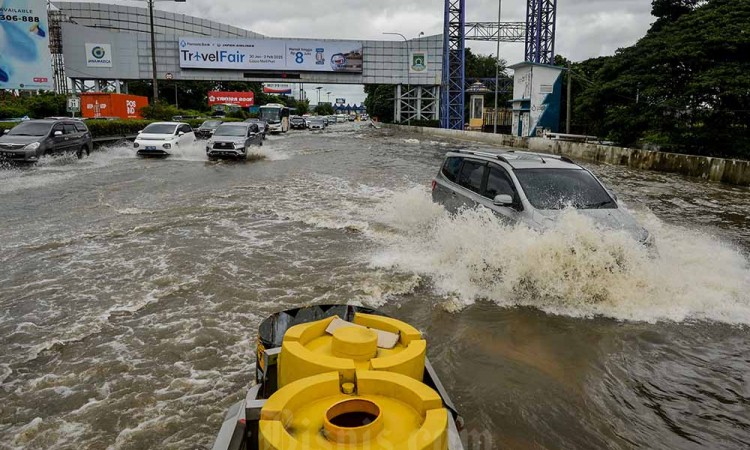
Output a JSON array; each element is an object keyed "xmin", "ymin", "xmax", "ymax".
[{"xmin": 76, "ymin": 145, "xmax": 89, "ymax": 159}]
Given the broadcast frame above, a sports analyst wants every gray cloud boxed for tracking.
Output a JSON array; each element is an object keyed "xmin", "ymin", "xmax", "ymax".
[{"xmin": 64, "ymin": 0, "xmax": 655, "ymax": 102}]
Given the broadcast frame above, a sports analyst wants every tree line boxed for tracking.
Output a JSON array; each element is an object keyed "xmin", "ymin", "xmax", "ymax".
[{"xmin": 563, "ymin": 0, "xmax": 749, "ymax": 158}]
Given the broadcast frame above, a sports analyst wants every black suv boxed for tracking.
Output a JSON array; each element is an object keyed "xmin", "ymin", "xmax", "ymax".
[
  {"xmin": 290, "ymin": 116, "xmax": 307, "ymax": 130},
  {"xmin": 0, "ymin": 119, "xmax": 93, "ymax": 162}
]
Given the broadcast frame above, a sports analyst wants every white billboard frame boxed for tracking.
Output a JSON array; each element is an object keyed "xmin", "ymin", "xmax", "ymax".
[{"xmin": 178, "ymin": 37, "xmax": 363, "ymax": 73}]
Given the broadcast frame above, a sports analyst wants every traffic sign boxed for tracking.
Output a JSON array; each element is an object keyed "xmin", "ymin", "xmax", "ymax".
[
  {"xmin": 66, "ymin": 97, "xmax": 81, "ymax": 113},
  {"xmin": 165, "ymin": 72, "xmax": 174, "ymax": 80}
]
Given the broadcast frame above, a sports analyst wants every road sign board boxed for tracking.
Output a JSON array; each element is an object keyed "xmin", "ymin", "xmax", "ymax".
[{"xmin": 66, "ymin": 97, "xmax": 81, "ymax": 113}]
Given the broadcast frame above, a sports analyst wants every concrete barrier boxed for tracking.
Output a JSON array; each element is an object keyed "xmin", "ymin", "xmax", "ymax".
[{"xmin": 383, "ymin": 124, "xmax": 750, "ymax": 187}]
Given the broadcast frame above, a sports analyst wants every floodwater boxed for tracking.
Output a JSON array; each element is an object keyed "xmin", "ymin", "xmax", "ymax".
[{"xmin": 0, "ymin": 124, "xmax": 748, "ymax": 449}]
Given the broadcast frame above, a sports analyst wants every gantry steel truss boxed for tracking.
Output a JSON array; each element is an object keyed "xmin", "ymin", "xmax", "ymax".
[
  {"xmin": 525, "ymin": 0, "xmax": 557, "ymax": 64},
  {"xmin": 441, "ymin": 0, "xmax": 466, "ymax": 129},
  {"xmin": 440, "ymin": 0, "xmax": 557, "ymax": 129},
  {"xmin": 394, "ymin": 85, "xmax": 440, "ymax": 123},
  {"xmin": 464, "ymin": 22, "xmax": 526, "ymax": 42}
]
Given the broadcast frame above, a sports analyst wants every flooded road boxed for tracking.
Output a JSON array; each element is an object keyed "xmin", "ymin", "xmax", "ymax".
[{"xmin": 1, "ymin": 124, "xmax": 749, "ymax": 449}]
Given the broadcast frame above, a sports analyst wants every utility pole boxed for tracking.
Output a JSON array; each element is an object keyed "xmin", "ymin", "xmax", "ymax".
[
  {"xmin": 148, "ymin": 0, "xmax": 158, "ymax": 102},
  {"xmin": 493, "ymin": 0, "xmax": 502, "ymax": 134},
  {"xmin": 566, "ymin": 63, "xmax": 571, "ymax": 134}
]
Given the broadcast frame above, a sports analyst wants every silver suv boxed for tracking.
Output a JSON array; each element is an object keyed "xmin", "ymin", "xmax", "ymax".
[
  {"xmin": 206, "ymin": 122, "xmax": 263, "ymax": 160},
  {"xmin": 432, "ymin": 150, "xmax": 652, "ymax": 245}
]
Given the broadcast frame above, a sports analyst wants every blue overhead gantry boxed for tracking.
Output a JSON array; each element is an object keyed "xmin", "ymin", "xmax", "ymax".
[{"xmin": 441, "ymin": 0, "xmax": 558, "ymax": 129}]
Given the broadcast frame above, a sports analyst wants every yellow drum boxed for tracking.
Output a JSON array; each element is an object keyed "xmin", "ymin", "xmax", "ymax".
[
  {"xmin": 259, "ymin": 370, "xmax": 448, "ymax": 450},
  {"xmin": 277, "ymin": 313, "xmax": 427, "ymax": 387}
]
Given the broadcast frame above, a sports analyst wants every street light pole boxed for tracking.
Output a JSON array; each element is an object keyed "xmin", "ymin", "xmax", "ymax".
[
  {"xmin": 315, "ymin": 86, "xmax": 322, "ymax": 108},
  {"xmin": 144, "ymin": 0, "xmax": 186, "ymax": 104},
  {"xmin": 383, "ymin": 32, "xmax": 410, "ymax": 125}
]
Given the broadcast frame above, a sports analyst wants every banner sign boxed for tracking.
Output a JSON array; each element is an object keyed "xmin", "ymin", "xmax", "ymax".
[
  {"xmin": 263, "ymin": 83, "xmax": 292, "ymax": 94},
  {"xmin": 409, "ymin": 51, "xmax": 428, "ymax": 73},
  {"xmin": 0, "ymin": 0, "xmax": 53, "ymax": 90},
  {"xmin": 207, "ymin": 91, "xmax": 255, "ymax": 107},
  {"xmin": 85, "ymin": 43, "xmax": 113, "ymax": 67},
  {"xmin": 335, "ymin": 98, "xmax": 345, "ymax": 105},
  {"xmin": 179, "ymin": 37, "xmax": 363, "ymax": 73}
]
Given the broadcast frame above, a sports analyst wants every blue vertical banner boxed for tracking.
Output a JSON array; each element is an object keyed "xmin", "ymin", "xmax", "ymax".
[{"xmin": 0, "ymin": 0, "xmax": 53, "ymax": 90}]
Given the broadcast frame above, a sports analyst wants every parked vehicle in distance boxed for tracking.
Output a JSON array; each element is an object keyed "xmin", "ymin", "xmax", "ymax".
[
  {"xmin": 290, "ymin": 116, "xmax": 307, "ymax": 130},
  {"xmin": 243, "ymin": 118, "xmax": 268, "ymax": 139},
  {"xmin": 308, "ymin": 118, "xmax": 326, "ymax": 130},
  {"xmin": 432, "ymin": 149, "xmax": 653, "ymax": 245},
  {"xmin": 133, "ymin": 122, "xmax": 195, "ymax": 157},
  {"xmin": 348, "ymin": 115, "xmax": 355, "ymax": 121},
  {"xmin": 206, "ymin": 122, "xmax": 263, "ymax": 161},
  {"xmin": 195, "ymin": 119, "xmax": 223, "ymax": 139},
  {"xmin": 336, "ymin": 114, "xmax": 348, "ymax": 123},
  {"xmin": 0, "ymin": 119, "xmax": 92, "ymax": 161}
]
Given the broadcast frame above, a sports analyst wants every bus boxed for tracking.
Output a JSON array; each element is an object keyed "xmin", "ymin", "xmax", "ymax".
[{"xmin": 259, "ymin": 103, "xmax": 290, "ymax": 133}]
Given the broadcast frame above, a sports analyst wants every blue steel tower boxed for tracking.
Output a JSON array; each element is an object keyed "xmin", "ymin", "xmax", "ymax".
[
  {"xmin": 440, "ymin": 0, "xmax": 558, "ymax": 129},
  {"xmin": 441, "ymin": 0, "xmax": 466, "ymax": 130},
  {"xmin": 525, "ymin": 0, "xmax": 557, "ymax": 64}
]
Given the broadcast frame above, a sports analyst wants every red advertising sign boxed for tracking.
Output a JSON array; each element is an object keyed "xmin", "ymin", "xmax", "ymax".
[{"xmin": 207, "ymin": 91, "xmax": 255, "ymax": 107}]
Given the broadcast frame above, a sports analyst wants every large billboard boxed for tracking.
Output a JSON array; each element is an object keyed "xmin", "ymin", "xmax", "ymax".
[
  {"xmin": 207, "ymin": 91, "xmax": 255, "ymax": 107},
  {"xmin": 178, "ymin": 37, "xmax": 363, "ymax": 73},
  {"xmin": 262, "ymin": 83, "xmax": 292, "ymax": 95},
  {"xmin": 0, "ymin": 0, "xmax": 53, "ymax": 90}
]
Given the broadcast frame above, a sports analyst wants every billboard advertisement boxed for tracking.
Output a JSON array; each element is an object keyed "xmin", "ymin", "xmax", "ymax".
[
  {"xmin": 179, "ymin": 37, "xmax": 363, "ymax": 73},
  {"xmin": 263, "ymin": 83, "xmax": 292, "ymax": 94},
  {"xmin": 207, "ymin": 91, "xmax": 255, "ymax": 107},
  {"xmin": 335, "ymin": 98, "xmax": 345, "ymax": 106},
  {"xmin": 0, "ymin": 0, "xmax": 53, "ymax": 90}
]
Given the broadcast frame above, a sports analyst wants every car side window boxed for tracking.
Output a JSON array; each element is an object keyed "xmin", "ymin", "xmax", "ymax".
[
  {"xmin": 441, "ymin": 157, "xmax": 463, "ymax": 182},
  {"xmin": 456, "ymin": 159, "xmax": 485, "ymax": 194},
  {"xmin": 182, "ymin": 124, "xmax": 193, "ymax": 133},
  {"xmin": 74, "ymin": 123, "xmax": 88, "ymax": 132},
  {"xmin": 52, "ymin": 124, "xmax": 64, "ymax": 135},
  {"xmin": 484, "ymin": 165, "xmax": 516, "ymax": 199},
  {"xmin": 63, "ymin": 124, "xmax": 77, "ymax": 134}
]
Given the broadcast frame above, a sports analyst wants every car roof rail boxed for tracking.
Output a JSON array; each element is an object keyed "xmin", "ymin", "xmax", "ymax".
[{"xmin": 453, "ymin": 149, "xmax": 509, "ymax": 163}]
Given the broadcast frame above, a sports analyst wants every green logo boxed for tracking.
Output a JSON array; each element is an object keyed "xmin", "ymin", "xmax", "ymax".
[
  {"xmin": 92, "ymin": 46, "xmax": 106, "ymax": 59},
  {"xmin": 411, "ymin": 52, "xmax": 427, "ymax": 72}
]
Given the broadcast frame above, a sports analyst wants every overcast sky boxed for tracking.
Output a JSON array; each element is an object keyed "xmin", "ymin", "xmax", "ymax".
[{"xmin": 70, "ymin": 0, "xmax": 656, "ymax": 104}]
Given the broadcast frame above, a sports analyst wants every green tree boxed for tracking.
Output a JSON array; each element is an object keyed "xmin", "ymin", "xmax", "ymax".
[
  {"xmin": 314, "ymin": 103, "xmax": 334, "ymax": 116},
  {"xmin": 363, "ymin": 84, "xmax": 395, "ymax": 122},
  {"xmin": 572, "ymin": 0, "xmax": 750, "ymax": 158}
]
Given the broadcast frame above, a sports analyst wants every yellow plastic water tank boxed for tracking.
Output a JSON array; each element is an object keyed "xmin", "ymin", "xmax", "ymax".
[
  {"xmin": 277, "ymin": 313, "xmax": 427, "ymax": 387},
  {"xmin": 259, "ymin": 370, "xmax": 448, "ymax": 450}
]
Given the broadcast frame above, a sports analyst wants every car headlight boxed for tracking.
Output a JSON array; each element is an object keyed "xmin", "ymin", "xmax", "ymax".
[
  {"xmin": 24, "ymin": 142, "xmax": 40, "ymax": 151},
  {"xmin": 133, "ymin": 142, "xmax": 140, "ymax": 148},
  {"xmin": 163, "ymin": 143, "xmax": 172, "ymax": 149}
]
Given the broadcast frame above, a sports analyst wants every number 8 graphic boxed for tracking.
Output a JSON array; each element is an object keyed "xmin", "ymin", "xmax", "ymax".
[{"xmin": 295, "ymin": 52, "xmax": 304, "ymax": 64}]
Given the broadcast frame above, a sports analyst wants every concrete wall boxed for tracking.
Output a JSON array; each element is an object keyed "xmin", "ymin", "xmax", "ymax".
[{"xmin": 384, "ymin": 124, "xmax": 750, "ymax": 187}]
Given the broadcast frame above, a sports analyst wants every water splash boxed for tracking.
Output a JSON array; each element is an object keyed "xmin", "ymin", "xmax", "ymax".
[{"xmin": 369, "ymin": 187, "xmax": 750, "ymax": 324}]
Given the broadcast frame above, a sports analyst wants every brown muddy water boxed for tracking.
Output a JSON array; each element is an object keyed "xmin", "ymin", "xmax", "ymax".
[{"xmin": 0, "ymin": 124, "xmax": 748, "ymax": 449}]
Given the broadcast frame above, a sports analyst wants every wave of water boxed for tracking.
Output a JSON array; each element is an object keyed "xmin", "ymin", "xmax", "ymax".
[{"xmin": 367, "ymin": 187, "xmax": 750, "ymax": 324}]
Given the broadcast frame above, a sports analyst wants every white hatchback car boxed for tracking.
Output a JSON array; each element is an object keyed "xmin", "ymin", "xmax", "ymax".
[{"xmin": 134, "ymin": 122, "xmax": 196, "ymax": 157}]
